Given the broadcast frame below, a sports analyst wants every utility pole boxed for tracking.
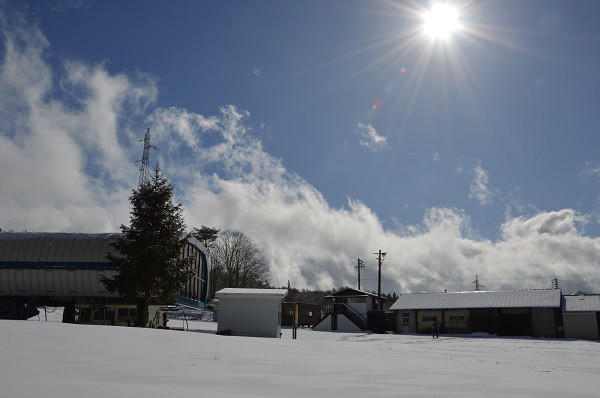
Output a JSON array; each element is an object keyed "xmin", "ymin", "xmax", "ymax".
[
  {"xmin": 551, "ymin": 278, "xmax": 559, "ymax": 290},
  {"xmin": 374, "ymin": 250, "xmax": 386, "ymax": 310},
  {"xmin": 471, "ymin": 275, "xmax": 484, "ymax": 291},
  {"xmin": 355, "ymin": 258, "xmax": 364, "ymax": 290}
]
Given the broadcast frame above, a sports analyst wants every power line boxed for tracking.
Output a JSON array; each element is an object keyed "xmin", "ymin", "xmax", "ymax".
[
  {"xmin": 359, "ymin": 272, "xmax": 600, "ymax": 284},
  {"xmin": 0, "ymin": 136, "xmax": 128, "ymax": 147},
  {"xmin": 0, "ymin": 153, "xmax": 135, "ymax": 163}
]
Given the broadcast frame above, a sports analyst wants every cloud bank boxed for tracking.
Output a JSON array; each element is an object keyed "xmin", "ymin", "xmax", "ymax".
[{"xmin": 1, "ymin": 17, "xmax": 599, "ymax": 294}]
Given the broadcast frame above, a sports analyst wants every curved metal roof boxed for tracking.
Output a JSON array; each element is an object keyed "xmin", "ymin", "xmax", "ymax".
[{"xmin": 0, "ymin": 232, "xmax": 120, "ymax": 266}]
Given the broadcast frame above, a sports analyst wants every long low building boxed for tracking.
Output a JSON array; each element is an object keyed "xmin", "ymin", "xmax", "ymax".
[
  {"xmin": 0, "ymin": 232, "xmax": 210, "ymax": 325},
  {"xmin": 390, "ymin": 289, "xmax": 563, "ymax": 338}
]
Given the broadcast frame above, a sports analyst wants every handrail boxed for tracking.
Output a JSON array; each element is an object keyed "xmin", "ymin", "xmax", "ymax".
[
  {"xmin": 341, "ymin": 304, "xmax": 366, "ymax": 324},
  {"xmin": 313, "ymin": 303, "xmax": 368, "ymax": 330}
]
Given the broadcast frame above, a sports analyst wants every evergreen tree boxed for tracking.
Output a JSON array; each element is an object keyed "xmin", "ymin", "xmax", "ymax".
[
  {"xmin": 101, "ymin": 166, "xmax": 193, "ymax": 327},
  {"xmin": 192, "ymin": 226, "xmax": 220, "ymax": 250}
]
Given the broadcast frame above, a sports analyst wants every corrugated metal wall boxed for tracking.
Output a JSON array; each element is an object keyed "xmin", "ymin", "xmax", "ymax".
[{"xmin": 0, "ymin": 269, "xmax": 117, "ymax": 297}]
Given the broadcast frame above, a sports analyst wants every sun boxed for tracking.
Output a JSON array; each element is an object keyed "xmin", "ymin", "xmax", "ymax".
[{"xmin": 423, "ymin": 3, "xmax": 461, "ymax": 40}]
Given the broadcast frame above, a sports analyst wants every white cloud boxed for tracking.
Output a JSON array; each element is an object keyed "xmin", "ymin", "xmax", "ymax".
[
  {"xmin": 469, "ymin": 161, "xmax": 497, "ymax": 205},
  {"xmin": 51, "ymin": 0, "xmax": 88, "ymax": 12},
  {"xmin": 580, "ymin": 161, "xmax": 600, "ymax": 180},
  {"xmin": 0, "ymin": 15, "xmax": 156, "ymax": 232},
  {"xmin": 1, "ymin": 17, "xmax": 599, "ymax": 294},
  {"xmin": 432, "ymin": 152, "xmax": 440, "ymax": 163},
  {"xmin": 357, "ymin": 123, "xmax": 390, "ymax": 151},
  {"xmin": 147, "ymin": 107, "xmax": 219, "ymax": 151}
]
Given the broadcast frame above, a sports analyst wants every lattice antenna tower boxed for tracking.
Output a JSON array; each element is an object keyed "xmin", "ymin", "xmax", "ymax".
[
  {"xmin": 137, "ymin": 128, "xmax": 156, "ymax": 186},
  {"xmin": 471, "ymin": 275, "xmax": 484, "ymax": 291}
]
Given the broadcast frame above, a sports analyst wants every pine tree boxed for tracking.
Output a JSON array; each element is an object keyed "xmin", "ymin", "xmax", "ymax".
[
  {"xmin": 101, "ymin": 166, "xmax": 193, "ymax": 327},
  {"xmin": 192, "ymin": 226, "xmax": 219, "ymax": 250}
]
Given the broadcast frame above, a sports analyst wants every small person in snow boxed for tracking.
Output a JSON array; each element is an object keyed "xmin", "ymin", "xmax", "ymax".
[{"xmin": 432, "ymin": 320, "xmax": 439, "ymax": 339}]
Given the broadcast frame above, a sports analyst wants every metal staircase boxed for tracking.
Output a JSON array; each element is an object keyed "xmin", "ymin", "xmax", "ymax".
[{"xmin": 315, "ymin": 303, "xmax": 367, "ymax": 330}]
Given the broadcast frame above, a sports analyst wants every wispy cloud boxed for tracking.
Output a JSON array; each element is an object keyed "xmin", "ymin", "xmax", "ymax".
[
  {"xmin": 51, "ymin": 0, "xmax": 89, "ymax": 12},
  {"xmin": 580, "ymin": 161, "xmax": 600, "ymax": 180},
  {"xmin": 469, "ymin": 161, "xmax": 496, "ymax": 205},
  {"xmin": 432, "ymin": 152, "xmax": 440, "ymax": 163},
  {"xmin": 357, "ymin": 123, "xmax": 390, "ymax": 151},
  {"xmin": 1, "ymin": 16, "xmax": 600, "ymax": 294}
]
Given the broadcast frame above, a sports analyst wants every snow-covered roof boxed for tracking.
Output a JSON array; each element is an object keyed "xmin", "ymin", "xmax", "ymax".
[
  {"xmin": 562, "ymin": 295, "xmax": 600, "ymax": 312},
  {"xmin": 390, "ymin": 289, "xmax": 561, "ymax": 310},
  {"xmin": 325, "ymin": 287, "xmax": 389, "ymax": 300},
  {"xmin": 215, "ymin": 288, "xmax": 288, "ymax": 298}
]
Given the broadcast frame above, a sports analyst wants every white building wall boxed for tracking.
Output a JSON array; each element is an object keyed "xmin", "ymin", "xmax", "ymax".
[
  {"xmin": 312, "ymin": 314, "xmax": 362, "ymax": 332},
  {"xmin": 347, "ymin": 301, "xmax": 367, "ymax": 316},
  {"xmin": 312, "ymin": 315, "xmax": 332, "ymax": 331},
  {"xmin": 563, "ymin": 313, "xmax": 599, "ymax": 340},
  {"xmin": 337, "ymin": 314, "xmax": 362, "ymax": 332},
  {"xmin": 217, "ymin": 297, "xmax": 282, "ymax": 338},
  {"xmin": 417, "ymin": 310, "xmax": 442, "ymax": 333},
  {"xmin": 395, "ymin": 310, "xmax": 416, "ymax": 333}
]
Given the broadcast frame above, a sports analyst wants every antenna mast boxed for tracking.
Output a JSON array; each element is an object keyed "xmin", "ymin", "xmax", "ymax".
[
  {"xmin": 138, "ymin": 128, "xmax": 155, "ymax": 186},
  {"xmin": 472, "ymin": 275, "xmax": 484, "ymax": 291}
]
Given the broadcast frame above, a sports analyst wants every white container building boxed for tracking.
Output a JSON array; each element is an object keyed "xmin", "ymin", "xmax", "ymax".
[{"xmin": 215, "ymin": 288, "xmax": 287, "ymax": 338}]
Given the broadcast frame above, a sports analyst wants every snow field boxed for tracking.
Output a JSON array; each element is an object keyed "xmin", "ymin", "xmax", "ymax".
[{"xmin": 2, "ymin": 319, "xmax": 600, "ymax": 397}]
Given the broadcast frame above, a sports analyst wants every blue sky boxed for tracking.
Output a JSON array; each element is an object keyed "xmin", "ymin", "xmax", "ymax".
[{"xmin": 2, "ymin": 0, "xmax": 600, "ymax": 293}]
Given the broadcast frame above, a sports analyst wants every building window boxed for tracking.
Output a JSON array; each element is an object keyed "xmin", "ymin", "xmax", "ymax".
[
  {"xmin": 422, "ymin": 316, "xmax": 437, "ymax": 322},
  {"xmin": 307, "ymin": 310, "xmax": 313, "ymax": 317}
]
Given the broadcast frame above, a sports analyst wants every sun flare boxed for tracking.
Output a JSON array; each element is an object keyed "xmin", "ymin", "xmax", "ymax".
[{"xmin": 423, "ymin": 3, "xmax": 460, "ymax": 40}]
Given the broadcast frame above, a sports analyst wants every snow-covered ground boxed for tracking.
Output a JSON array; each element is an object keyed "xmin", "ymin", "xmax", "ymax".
[{"xmin": 3, "ymin": 318, "xmax": 600, "ymax": 397}]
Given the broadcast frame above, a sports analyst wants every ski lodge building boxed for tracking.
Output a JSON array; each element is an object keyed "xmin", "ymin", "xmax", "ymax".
[
  {"xmin": 389, "ymin": 289, "xmax": 600, "ymax": 339},
  {"xmin": 0, "ymin": 232, "xmax": 210, "ymax": 325}
]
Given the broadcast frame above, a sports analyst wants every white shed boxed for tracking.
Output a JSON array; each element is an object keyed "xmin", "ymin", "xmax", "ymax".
[
  {"xmin": 562, "ymin": 295, "xmax": 600, "ymax": 340},
  {"xmin": 215, "ymin": 288, "xmax": 287, "ymax": 338}
]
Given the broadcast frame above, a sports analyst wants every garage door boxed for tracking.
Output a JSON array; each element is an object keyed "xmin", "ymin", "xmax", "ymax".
[{"xmin": 563, "ymin": 313, "xmax": 599, "ymax": 339}]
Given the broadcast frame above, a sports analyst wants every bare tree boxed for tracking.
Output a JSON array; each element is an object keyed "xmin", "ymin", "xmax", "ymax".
[{"xmin": 211, "ymin": 230, "xmax": 270, "ymax": 291}]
